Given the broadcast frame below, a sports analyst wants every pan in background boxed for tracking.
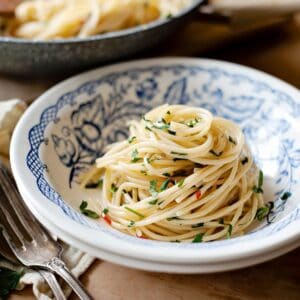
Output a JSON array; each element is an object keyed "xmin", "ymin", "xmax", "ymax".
[{"xmin": 0, "ymin": 0, "xmax": 204, "ymax": 76}]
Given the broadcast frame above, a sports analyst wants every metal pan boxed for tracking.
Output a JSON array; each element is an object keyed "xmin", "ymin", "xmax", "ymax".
[{"xmin": 0, "ymin": 0, "xmax": 205, "ymax": 76}]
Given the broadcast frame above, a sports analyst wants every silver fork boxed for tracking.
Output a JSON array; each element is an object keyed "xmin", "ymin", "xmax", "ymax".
[
  {"xmin": 0, "ymin": 230, "xmax": 66, "ymax": 300},
  {"xmin": 0, "ymin": 162, "xmax": 92, "ymax": 300}
]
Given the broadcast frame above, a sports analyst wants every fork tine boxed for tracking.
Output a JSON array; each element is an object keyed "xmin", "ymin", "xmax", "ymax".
[
  {"xmin": 0, "ymin": 163, "xmax": 51, "ymax": 242},
  {"xmin": 0, "ymin": 199, "xmax": 29, "ymax": 248}
]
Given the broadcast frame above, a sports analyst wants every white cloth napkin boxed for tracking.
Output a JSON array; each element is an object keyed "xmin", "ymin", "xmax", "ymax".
[{"xmin": 0, "ymin": 99, "xmax": 95, "ymax": 299}]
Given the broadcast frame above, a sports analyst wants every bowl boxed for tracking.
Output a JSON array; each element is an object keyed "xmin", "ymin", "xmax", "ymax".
[{"xmin": 11, "ymin": 58, "xmax": 300, "ymax": 273}]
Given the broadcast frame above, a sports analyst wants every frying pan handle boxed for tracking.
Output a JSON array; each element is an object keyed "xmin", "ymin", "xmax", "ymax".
[
  {"xmin": 195, "ymin": 4, "xmax": 231, "ymax": 25},
  {"xmin": 193, "ymin": 3, "xmax": 293, "ymax": 28}
]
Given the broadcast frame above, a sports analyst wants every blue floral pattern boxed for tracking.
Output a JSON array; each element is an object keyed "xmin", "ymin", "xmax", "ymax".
[{"xmin": 26, "ymin": 63, "xmax": 300, "ymax": 248}]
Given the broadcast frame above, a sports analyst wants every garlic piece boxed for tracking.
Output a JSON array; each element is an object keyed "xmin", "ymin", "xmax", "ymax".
[{"xmin": 0, "ymin": 99, "xmax": 27, "ymax": 157}]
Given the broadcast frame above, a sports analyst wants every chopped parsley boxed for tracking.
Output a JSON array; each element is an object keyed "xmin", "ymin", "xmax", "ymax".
[
  {"xmin": 102, "ymin": 208, "xmax": 109, "ymax": 215},
  {"xmin": 128, "ymin": 136, "xmax": 137, "ymax": 144},
  {"xmin": 153, "ymin": 123, "xmax": 170, "ymax": 130},
  {"xmin": 210, "ymin": 150, "xmax": 223, "ymax": 157},
  {"xmin": 187, "ymin": 119, "xmax": 199, "ymax": 128},
  {"xmin": 160, "ymin": 179, "xmax": 170, "ymax": 192},
  {"xmin": 149, "ymin": 180, "xmax": 158, "ymax": 198},
  {"xmin": 110, "ymin": 183, "xmax": 118, "ymax": 194},
  {"xmin": 256, "ymin": 206, "xmax": 269, "ymax": 221},
  {"xmin": 131, "ymin": 149, "xmax": 142, "ymax": 163},
  {"xmin": 168, "ymin": 130, "xmax": 176, "ymax": 135},
  {"xmin": 173, "ymin": 158, "xmax": 187, "ymax": 162},
  {"xmin": 163, "ymin": 172, "xmax": 171, "ymax": 177},
  {"xmin": 191, "ymin": 223, "xmax": 204, "ymax": 228},
  {"xmin": 124, "ymin": 207, "xmax": 145, "ymax": 218},
  {"xmin": 145, "ymin": 126, "xmax": 152, "ymax": 131},
  {"xmin": 226, "ymin": 224, "xmax": 233, "ymax": 239},
  {"xmin": 167, "ymin": 216, "xmax": 181, "ymax": 221},
  {"xmin": 148, "ymin": 199, "xmax": 158, "ymax": 205},
  {"xmin": 253, "ymin": 170, "xmax": 264, "ymax": 194},
  {"xmin": 0, "ymin": 268, "xmax": 23, "ymax": 298},
  {"xmin": 140, "ymin": 170, "xmax": 148, "ymax": 175},
  {"xmin": 166, "ymin": 110, "xmax": 171, "ymax": 115},
  {"xmin": 241, "ymin": 157, "xmax": 249, "ymax": 165},
  {"xmin": 84, "ymin": 179, "xmax": 103, "ymax": 189},
  {"xmin": 192, "ymin": 233, "xmax": 204, "ymax": 243},
  {"xmin": 219, "ymin": 218, "xmax": 224, "ymax": 224},
  {"xmin": 128, "ymin": 220, "xmax": 135, "ymax": 227},
  {"xmin": 177, "ymin": 179, "xmax": 185, "ymax": 187},
  {"xmin": 171, "ymin": 151, "xmax": 188, "ymax": 156},
  {"xmin": 228, "ymin": 136, "xmax": 236, "ymax": 145},
  {"xmin": 79, "ymin": 201, "xmax": 99, "ymax": 219}
]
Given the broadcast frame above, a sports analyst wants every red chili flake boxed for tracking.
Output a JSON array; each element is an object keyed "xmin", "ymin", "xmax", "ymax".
[
  {"xmin": 139, "ymin": 235, "xmax": 148, "ymax": 239},
  {"xmin": 103, "ymin": 215, "xmax": 112, "ymax": 225},
  {"xmin": 195, "ymin": 190, "xmax": 202, "ymax": 200}
]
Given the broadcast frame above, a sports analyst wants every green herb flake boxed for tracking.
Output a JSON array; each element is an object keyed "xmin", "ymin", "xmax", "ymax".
[
  {"xmin": 128, "ymin": 220, "xmax": 135, "ymax": 227},
  {"xmin": 226, "ymin": 224, "xmax": 233, "ymax": 239},
  {"xmin": 166, "ymin": 13, "xmax": 173, "ymax": 19},
  {"xmin": 163, "ymin": 172, "xmax": 171, "ymax": 177},
  {"xmin": 171, "ymin": 151, "xmax": 188, "ymax": 156},
  {"xmin": 79, "ymin": 201, "xmax": 99, "ymax": 219},
  {"xmin": 102, "ymin": 208, "xmax": 109, "ymax": 215},
  {"xmin": 166, "ymin": 110, "xmax": 171, "ymax": 115},
  {"xmin": 191, "ymin": 223, "xmax": 204, "ymax": 228},
  {"xmin": 253, "ymin": 170, "xmax": 264, "ymax": 194},
  {"xmin": 84, "ymin": 179, "xmax": 103, "ymax": 189},
  {"xmin": 124, "ymin": 206, "xmax": 145, "ymax": 218},
  {"xmin": 149, "ymin": 180, "xmax": 158, "ymax": 198},
  {"xmin": 140, "ymin": 170, "xmax": 148, "ymax": 175},
  {"xmin": 0, "ymin": 268, "xmax": 23, "ymax": 298},
  {"xmin": 258, "ymin": 170, "xmax": 264, "ymax": 187},
  {"xmin": 131, "ymin": 149, "xmax": 141, "ymax": 163},
  {"xmin": 173, "ymin": 158, "xmax": 187, "ymax": 162},
  {"xmin": 110, "ymin": 183, "xmax": 118, "ymax": 194},
  {"xmin": 148, "ymin": 199, "xmax": 158, "ymax": 205},
  {"xmin": 145, "ymin": 126, "xmax": 152, "ymax": 131},
  {"xmin": 256, "ymin": 207, "xmax": 269, "ymax": 221},
  {"xmin": 167, "ymin": 216, "xmax": 180, "ymax": 221},
  {"xmin": 80, "ymin": 200, "xmax": 88, "ymax": 210},
  {"xmin": 192, "ymin": 233, "xmax": 204, "ymax": 243},
  {"xmin": 177, "ymin": 179, "xmax": 184, "ymax": 187},
  {"xmin": 210, "ymin": 150, "xmax": 223, "ymax": 157},
  {"xmin": 241, "ymin": 157, "xmax": 249, "ymax": 165},
  {"xmin": 187, "ymin": 119, "xmax": 199, "ymax": 128},
  {"xmin": 168, "ymin": 130, "xmax": 176, "ymax": 136},
  {"xmin": 219, "ymin": 218, "xmax": 224, "ymax": 225},
  {"xmin": 160, "ymin": 179, "xmax": 170, "ymax": 192},
  {"xmin": 153, "ymin": 123, "xmax": 170, "ymax": 130},
  {"xmin": 281, "ymin": 191, "xmax": 292, "ymax": 201},
  {"xmin": 128, "ymin": 136, "xmax": 137, "ymax": 144}
]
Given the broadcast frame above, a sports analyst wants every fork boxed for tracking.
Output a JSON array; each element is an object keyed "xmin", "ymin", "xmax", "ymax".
[
  {"xmin": 0, "ymin": 162, "xmax": 92, "ymax": 300},
  {"xmin": 0, "ymin": 183, "xmax": 66, "ymax": 300},
  {"xmin": 0, "ymin": 230, "xmax": 66, "ymax": 300}
]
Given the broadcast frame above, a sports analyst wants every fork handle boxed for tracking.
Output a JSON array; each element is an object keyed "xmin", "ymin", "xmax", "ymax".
[
  {"xmin": 47, "ymin": 257, "xmax": 92, "ymax": 300},
  {"xmin": 39, "ymin": 270, "xmax": 66, "ymax": 300}
]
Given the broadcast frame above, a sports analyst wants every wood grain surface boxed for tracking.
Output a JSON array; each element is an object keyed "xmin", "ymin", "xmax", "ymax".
[{"xmin": 5, "ymin": 14, "xmax": 300, "ymax": 300}]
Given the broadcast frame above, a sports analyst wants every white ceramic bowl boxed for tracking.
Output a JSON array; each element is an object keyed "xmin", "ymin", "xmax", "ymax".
[{"xmin": 11, "ymin": 58, "xmax": 300, "ymax": 273}]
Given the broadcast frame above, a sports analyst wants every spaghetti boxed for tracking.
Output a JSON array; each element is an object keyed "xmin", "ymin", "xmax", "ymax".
[
  {"xmin": 82, "ymin": 104, "xmax": 266, "ymax": 242},
  {"xmin": 2, "ymin": 0, "xmax": 193, "ymax": 39}
]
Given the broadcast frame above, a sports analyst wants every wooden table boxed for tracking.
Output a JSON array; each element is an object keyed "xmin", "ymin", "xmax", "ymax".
[{"xmin": 6, "ymin": 15, "xmax": 300, "ymax": 300}]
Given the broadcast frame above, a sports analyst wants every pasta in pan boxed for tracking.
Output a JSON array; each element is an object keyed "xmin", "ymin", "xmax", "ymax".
[
  {"xmin": 82, "ymin": 105, "xmax": 267, "ymax": 243},
  {"xmin": 2, "ymin": 0, "xmax": 193, "ymax": 39}
]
